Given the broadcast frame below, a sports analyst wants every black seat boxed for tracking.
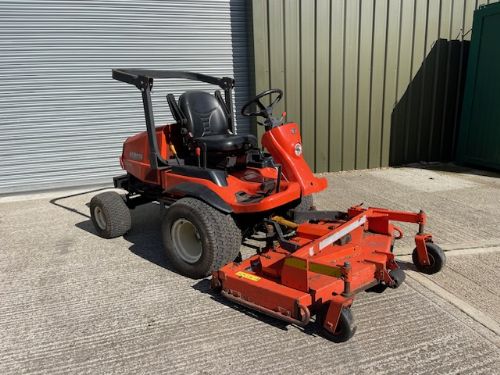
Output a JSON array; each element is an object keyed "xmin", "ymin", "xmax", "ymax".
[
  {"xmin": 193, "ymin": 133, "xmax": 258, "ymax": 152},
  {"xmin": 178, "ymin": 91, "xmax": 257, "ymax": 152}
]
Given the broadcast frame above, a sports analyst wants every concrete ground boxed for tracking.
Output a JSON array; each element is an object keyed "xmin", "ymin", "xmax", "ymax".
[{"xmin": 1, "ymin": 164, "xmax": 499, "ymax": 374}]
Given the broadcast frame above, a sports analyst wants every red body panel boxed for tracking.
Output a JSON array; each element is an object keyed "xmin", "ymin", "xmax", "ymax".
[
  {"xmin": 121, "ymin": 125, "xmax": 172, "ymax": 184},
  {"xmin": 261, "ymin": 123, "xmax": 327, "ymax": 195},
  {"xmin": 120, "ymin": 122, "xmax": 326, "ymax": 213},
  {"xmin": 162, "ymin": 171, "xmax": 301, "ymax": 214}
]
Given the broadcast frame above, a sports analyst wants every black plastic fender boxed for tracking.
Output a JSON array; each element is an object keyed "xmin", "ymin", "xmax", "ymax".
[{"xmin": 164, "ymin": 182, "xmax": 232, "ymax": 214}]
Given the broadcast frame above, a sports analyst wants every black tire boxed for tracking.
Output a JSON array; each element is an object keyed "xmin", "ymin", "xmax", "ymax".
[
  {"xmin": 162, "ymin": 198, "xmax": 242, "ymax": 279},
  {"xmin": 412, "ymin": 242, "xmax": 446, "ymax": 274},
  {"xmin": 295, "ymin": 194, "xmax": 314, "ymax": 211},
  {"xmin": 388, "ymin": 268, "xmax": 406, "ymax": 288},
  {"xmin": 90, "ymin": 191, "xmax": 132, "ymax": 238},
  {"xmin": 289, "ymin": 194, "xmax": 315, "ymax": 224},
  {"xmin": 317, "ymin": 305, "xmax": 357, "ymax": 343}
]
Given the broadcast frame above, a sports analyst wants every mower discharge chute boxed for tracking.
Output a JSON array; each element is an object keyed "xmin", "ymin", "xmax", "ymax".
[{"xmin": 91, "ymin": 69, "xmax": 445, "ymax": 342}]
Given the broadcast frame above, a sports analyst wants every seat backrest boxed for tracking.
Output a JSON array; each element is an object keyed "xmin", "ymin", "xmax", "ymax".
[{"xmin": 178, "ymin": 91, "xmax": 228, "ymax": 138}]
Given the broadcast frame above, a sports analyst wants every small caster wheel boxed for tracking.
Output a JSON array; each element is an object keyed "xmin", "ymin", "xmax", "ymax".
[
  {"xmin": 388, "ymin": 268, "xmax": 406, "ymax": 288},
  {"xmin": 317, "ymin": 305, "xmax": 357, "ymax": 343},
  {"xmin": 412, "ymin": 243, "xmax": 446, "ymax": 274}
]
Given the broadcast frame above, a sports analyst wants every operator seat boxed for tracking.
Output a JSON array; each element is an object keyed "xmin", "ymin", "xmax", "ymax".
[{"xmin": 178, "ymin": 91, "xmax": 257, "ymax": 153}]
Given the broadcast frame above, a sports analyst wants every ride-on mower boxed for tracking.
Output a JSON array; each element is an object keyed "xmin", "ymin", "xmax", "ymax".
[{"xmin": 91, "ymin": 69, "xmax": 446, "ymax": 342}]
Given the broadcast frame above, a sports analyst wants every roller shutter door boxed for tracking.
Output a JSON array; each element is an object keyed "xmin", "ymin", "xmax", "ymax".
[{"xmin": 0, "ymin": 0, "xmax": 251, "ymax": 194}]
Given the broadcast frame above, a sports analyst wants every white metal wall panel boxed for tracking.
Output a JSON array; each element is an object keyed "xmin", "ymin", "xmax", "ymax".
[{"xmin": 0, "ymin": 0, "xmax": 251, "ymax": 194}]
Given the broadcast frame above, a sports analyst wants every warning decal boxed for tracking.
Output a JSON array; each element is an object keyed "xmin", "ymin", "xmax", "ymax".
[{"xmin": 235, "ymin": 271, "xmax": 261, "ymax": 282}]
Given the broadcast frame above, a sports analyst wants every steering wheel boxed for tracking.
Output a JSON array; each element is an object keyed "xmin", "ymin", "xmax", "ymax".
[{"xmin": 241, "ymin": 89, "xmax": 283, "ymax": 119}]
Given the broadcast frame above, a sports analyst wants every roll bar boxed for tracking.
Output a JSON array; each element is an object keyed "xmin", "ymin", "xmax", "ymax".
[
  {"xmin": 112, "ymin": 69, "xmax": 235, "ymax": 170},
  {"xmin": 112, "ymin": 69, "xmax": 235, "ymax": 91}
]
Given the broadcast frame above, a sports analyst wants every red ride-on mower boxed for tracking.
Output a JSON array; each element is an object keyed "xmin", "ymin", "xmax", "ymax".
[
  {"xmin": 91, "ymin": 69, "xmax": 326, "ymax": 278},
  {"xmin": 90, "ymin": 69, "xmax": 446, "ymax": 342}
]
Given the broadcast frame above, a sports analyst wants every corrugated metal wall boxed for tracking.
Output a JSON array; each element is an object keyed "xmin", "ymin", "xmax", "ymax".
[
  {"xmin": 251, "ymin": 0, "xmax": 498, "ymax": 172},
  {"xmin": 0, "ymin": 0, "xmax": 251, "ymax": 194}
]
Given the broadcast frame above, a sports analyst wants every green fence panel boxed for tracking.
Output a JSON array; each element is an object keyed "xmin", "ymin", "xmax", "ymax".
[
  {"xmin": 457, "ymin": 2, "xmax": 500, "ymax": 170},
  {"xmin": 250, "ymin": 0, "xmax": 498, "ymax": 172}
]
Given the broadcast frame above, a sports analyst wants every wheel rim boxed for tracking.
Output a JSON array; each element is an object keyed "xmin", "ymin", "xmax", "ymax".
[
  {"xmin": 171, "ymin": 218, "xmax": 203, "ymax": 264},
  {"xmin": 94, "ymin": 206, "xmax": 107, "ymax": 230}
]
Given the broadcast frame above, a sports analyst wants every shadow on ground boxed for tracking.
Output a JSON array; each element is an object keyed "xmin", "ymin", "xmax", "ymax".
[
  {"xmin": 191, "ymin": 278, "xmax": 320, "ymax": 337},
  {"xmin": 49, "ymin": 187, "xmax": 109, "ymax": 219},
  {"xmin": 48, "ymin": 187, "xmax": 435, "ymax": 348},
  {"xmin": 71, "ymin": 198, "xmax": 174, "ymax": 272},
  {"xmin": 68, "ymin": 194, "xmax": 321, "ymax": 337},
  {"xmin": 403, "ymin": 162, "xmax": 500, "ymax": 178}
]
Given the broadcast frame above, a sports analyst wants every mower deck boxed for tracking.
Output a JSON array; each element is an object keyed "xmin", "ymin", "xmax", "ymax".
[{"xmin": 212, "ymin": 206, "xmax": 445, "ymax": 342}]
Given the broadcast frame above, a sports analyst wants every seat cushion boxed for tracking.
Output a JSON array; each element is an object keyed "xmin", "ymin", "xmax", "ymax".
[
  {"xmin": 196, "ymin": 134, "xmax": 258, "ymax": 152},
  {"xmin": 179, "ymin": 91, "xmax": 228, "ymax": 138}
]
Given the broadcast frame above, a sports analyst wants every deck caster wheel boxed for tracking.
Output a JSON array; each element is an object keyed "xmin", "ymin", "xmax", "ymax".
[
  {"xmin": 317, "ymin": 305, "xmax": 357, "ymax": 343},
  {"xmin": 412, "ymin": 243, "xmax": 446, "ymax": 274},
  {"xmin": 90, "ymin": 191, "xmax": 131, "ymax": 238},
  {"xmin": 388, "ymin": 268, "xmax": 406, "ymax": 288}
]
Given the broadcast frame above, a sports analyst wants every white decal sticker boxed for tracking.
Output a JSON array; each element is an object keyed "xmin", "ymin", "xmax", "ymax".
[{"xmin": 318, "ymin": 215, "xmax": 367, "ymax": 250}]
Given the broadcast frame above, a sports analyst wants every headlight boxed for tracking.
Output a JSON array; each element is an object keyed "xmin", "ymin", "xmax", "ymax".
[{"xmin": 294, "ymin": 143, "xmax": 302, "ymax": 156}]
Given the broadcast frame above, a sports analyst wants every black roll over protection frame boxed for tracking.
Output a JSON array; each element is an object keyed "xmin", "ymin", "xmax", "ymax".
[{"xmin": 112, "ymin": 69, "xmax": 236, "ymax": 170}]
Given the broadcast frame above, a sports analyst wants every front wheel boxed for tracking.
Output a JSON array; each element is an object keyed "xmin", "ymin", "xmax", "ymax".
[
  {"xmin": 294, "ymin": 194, "xmax": 314, "ymax": 212},
  {"xmin": 412, "ymin": 243, "xmax": 446, "ymax": 274},
  {"xmin": 162, "ymin": 198, "xmax": 242, "ymax": 279},
  {"xmin": 289, "ymin": 194, "xmax": 315, "ymax": 223}
]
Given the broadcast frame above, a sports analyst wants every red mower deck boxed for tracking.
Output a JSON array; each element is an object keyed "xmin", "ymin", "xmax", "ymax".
[{"xmin": 212, "ymin": 206, "xmax": 445, "ymax": 342}]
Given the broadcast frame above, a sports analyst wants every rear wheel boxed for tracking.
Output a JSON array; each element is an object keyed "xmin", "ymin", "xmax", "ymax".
[
  {"xmin": 412, "ymin": 243, "xmax": 446, "ymax": 274},
  {"xmin": 162, "ymin": 198, "xmax": 241, "ymax": 279},
  {"xmin": 90, "ymin": 191, "xmax": 131, "ymax": 238}
]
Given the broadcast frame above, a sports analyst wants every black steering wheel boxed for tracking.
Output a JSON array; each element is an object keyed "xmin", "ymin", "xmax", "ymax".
[{"xmin": 241, "ymin": 89, "xmax": 283, "ymax": 119}]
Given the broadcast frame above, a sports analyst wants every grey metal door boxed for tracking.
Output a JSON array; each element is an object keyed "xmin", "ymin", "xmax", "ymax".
[{"xmin": 0, "ymin": 0, "xmax": 251, "ymax": 194}]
